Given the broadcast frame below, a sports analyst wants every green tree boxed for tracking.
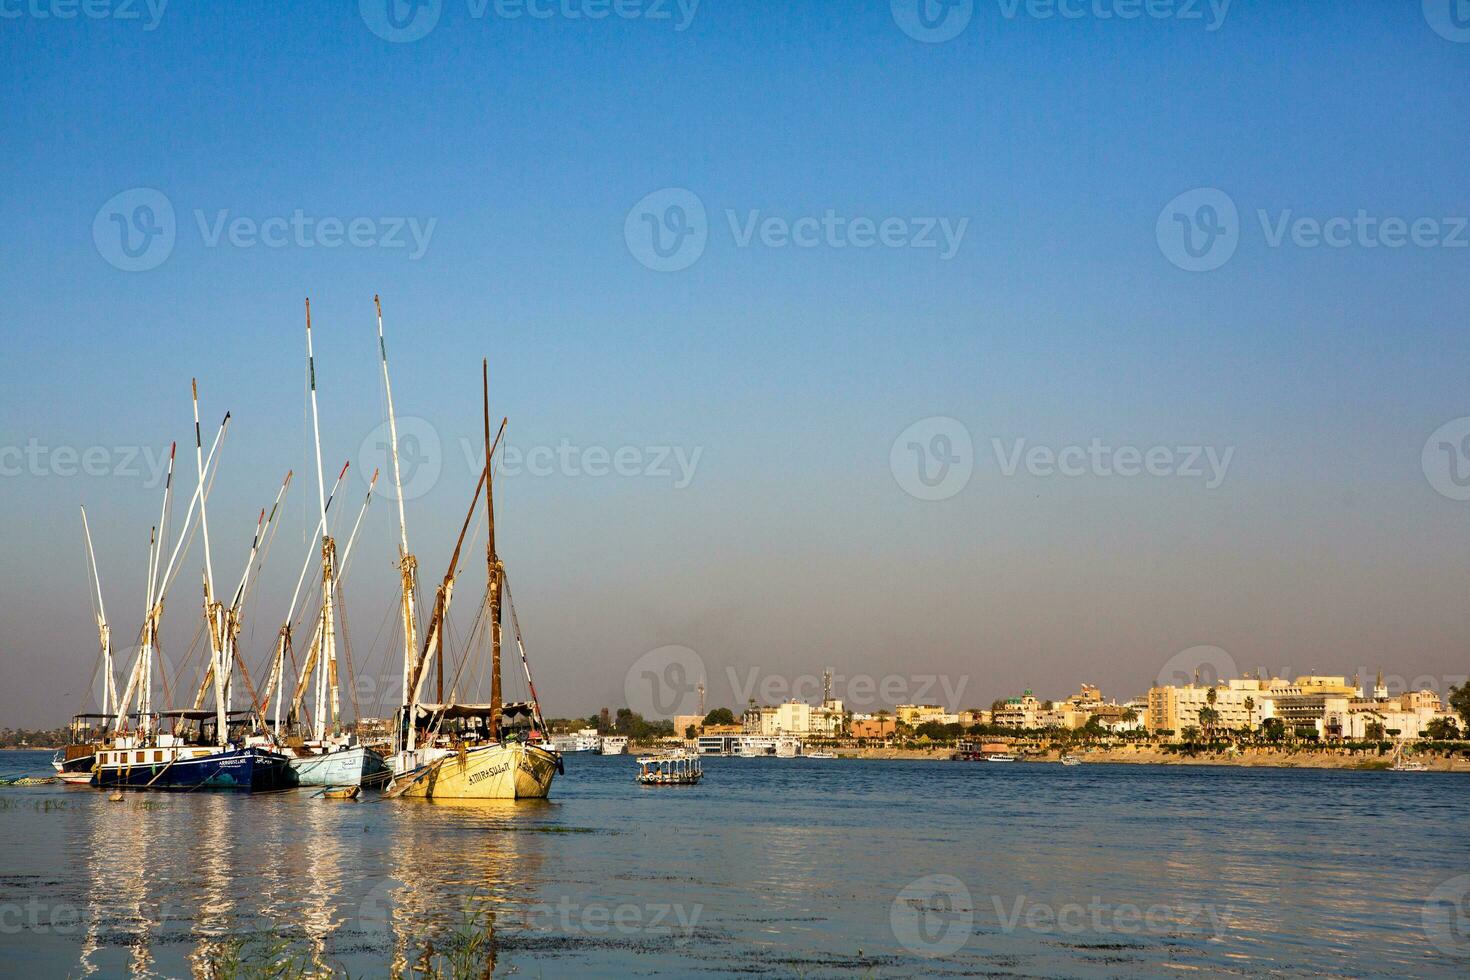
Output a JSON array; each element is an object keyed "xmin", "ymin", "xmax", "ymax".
[
  {"xmin": 1261, "ymin": 718, "xmax": 1285, "ymax": 742},
  {"xmin": 703, "ymin": 708, "xmax": 736, "ymax": 727},
  {"xmin": 1181, "ymin": 725, "xmax": 1201, "ymax": 744},
  {"xmin": 1449, "ymin": 680, "xmax": 1470, "ymax": 730},
  {"xmin": 1198, "ymin": 707, "xmax": 1220, "ymax": 741},
  {"xmin": 1425, "ymin": 717, "xmax": 1460, "ymax": 740}
]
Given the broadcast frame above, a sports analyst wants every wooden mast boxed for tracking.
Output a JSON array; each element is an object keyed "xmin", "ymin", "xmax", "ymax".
[
  {"xmin": 404, "ymin": 413, "xmax": 506, "ymax": 752},
  {"xmin": 483, "ymin": 359, "xmax": 502, "ymax": 741}
]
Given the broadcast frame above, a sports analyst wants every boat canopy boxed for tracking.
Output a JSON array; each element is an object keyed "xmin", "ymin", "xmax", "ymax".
[{"xmin": 410, "ymin": 701, "xmax": 537, "ymax": 723}]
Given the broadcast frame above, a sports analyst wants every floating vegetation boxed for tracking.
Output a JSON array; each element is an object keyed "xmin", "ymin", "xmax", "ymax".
[
  {"xmin": 0, "ymin": 797, "xmax": 70, "ymax": 812},
  {"xmin": 198, "ymin": 908, "xmax": 497, "ymax": 979}
]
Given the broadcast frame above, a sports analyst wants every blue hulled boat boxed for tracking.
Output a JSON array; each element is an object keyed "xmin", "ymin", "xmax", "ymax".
[{"xmin": 93, "ymin": 742, "xmax": 290, "ymax": 792}]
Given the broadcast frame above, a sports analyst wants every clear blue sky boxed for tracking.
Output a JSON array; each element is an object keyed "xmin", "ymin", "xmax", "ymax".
[{"xmin": 1, "ymin": 1, "xmax": 1468, "ymax": 727}]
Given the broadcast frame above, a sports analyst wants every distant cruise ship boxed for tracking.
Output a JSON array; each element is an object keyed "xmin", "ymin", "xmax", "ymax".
[{"xmin": 551, "ymin": 728, "xmax": 602, "ymax": 753}]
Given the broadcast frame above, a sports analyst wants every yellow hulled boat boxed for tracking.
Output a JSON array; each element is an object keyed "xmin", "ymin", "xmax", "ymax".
[{"xmin": 397, "ymin": 742, "xmax": 559, "ymax": 800}]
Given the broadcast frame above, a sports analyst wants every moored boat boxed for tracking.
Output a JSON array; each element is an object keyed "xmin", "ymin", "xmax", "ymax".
[
  {"xmin": 383, "ymin": 353, "xmax": 561, "ymax": 802},
  {"xmin": 285, "ymin": 743, "xmax": 388, "ymax": 786},
  {"xmin": 637, "ymin": 751, "xmax": 703, "ymax": 785}
]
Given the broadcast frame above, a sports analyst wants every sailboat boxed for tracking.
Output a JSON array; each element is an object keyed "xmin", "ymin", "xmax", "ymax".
[
  {"xmin": 54, "ymin": 506, "xmax": 125, "ymax": 784},
  {"xmin": 93, "ymin": 381, "xmax": 291, "ymax": 791},
  {"xmin": 256, "ymin": 300, "xmax": 387, "ymax": 787},
  {"xmin": 387, "ymin": 359, "xmax": 561, "ymax": 800}
]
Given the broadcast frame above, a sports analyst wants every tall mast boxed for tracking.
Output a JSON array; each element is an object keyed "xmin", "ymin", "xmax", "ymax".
[
  {"xmin": 193, "ymin": 379, "xmax": 228, "ymax": 743},
  {"xmin": 114, "ymin": 420, "xmax": 222, "ymax": 736},
  {"xmin": 483, "ymin": 359, "xmax": 502, "ymax": 741},
  {"xmin": 376, "ymin": 295, "xmax": 421, "ymax": 718},
  {"xmin": 305, "ymin": 299, "xmax": 338, "ymax": 742},
  {"xmin": 80, "ymin": 507, "xmax": 115, "ymax": 719},
  {"xmin": 403, "ymin": 416, "xmax": 505, "ymax": 752}
]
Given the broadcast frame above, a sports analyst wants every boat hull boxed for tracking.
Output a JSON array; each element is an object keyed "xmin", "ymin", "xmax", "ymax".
[
  {"xmin": 94, "ymin": 747, "xmax": 291, "ymax": 792},
  {"xmin": 286, "ymin": 746, "xmax": 387, "ymax": 787},
  {"xmin": 399, "ymin": 743, "xmax": 559, "ymax": 800}
]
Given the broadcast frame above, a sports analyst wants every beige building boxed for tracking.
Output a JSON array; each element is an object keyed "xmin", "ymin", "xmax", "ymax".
[
  {"xmin": 993, "ymin": 691, "xmax": 1041, "ymax": 729},
  {"xmin": 743, "ymin": 698, "xmax": 844, "ymax": 736},
  {"xmin": 1148, "ymin": 677, "xmax": 1280, "ymax": 737},
  {"xmin": 896, "ymin": 704, "xmax": 959, "ymax": 727}
]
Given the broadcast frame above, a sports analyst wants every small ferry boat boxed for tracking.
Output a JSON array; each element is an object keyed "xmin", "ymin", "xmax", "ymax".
[
  {"xmin": 637, "ymin": 751, "xmax": 702, "ymax": 785},
  {"xmin": 775, "ymin": 735, "xmax": 802, "ymax": 758},
  {"xmin": 986, "ymin": 753, "xmax": 1017, "ymax": 762},
  {"xmin": 1060, "ymin": 754, "xmax": 1081, "ymax": 766},
  {"xmin": 806, "ymin": 751, "xmax": 836, "ymax": 759},
  {"xmin": 599, "ymin": 736, "xmax": 629, "ymax": 755}
]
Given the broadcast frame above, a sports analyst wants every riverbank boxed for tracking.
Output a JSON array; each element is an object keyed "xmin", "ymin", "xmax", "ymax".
[{"xmin": 824, "ymin": 744, "xmax": 1470, "ymax": 770}]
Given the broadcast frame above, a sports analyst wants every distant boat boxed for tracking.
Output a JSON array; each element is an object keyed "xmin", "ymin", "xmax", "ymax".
[
  {"xmin": 1389, "ymin": 737, "xmax": 1428, "ymax": 772},
  {"xmin": 775, "ymin": 736, "xmax": 802, "ymax": 758},
  {"xmin": 806, "ymin": 751, "xmax": 836, "ymax": 759},
  {"xmin": 637, "ymin": 751, "xmax": 702, "ymax": 785},
  {"xmin": 986, "ymin": 753, "xmax": 1016, "ymax": 762},
  {"xmin": 599, "ymin": 736, "xmax": 629, "ymax": 755},
  {"xmin": 1060, "ymin": 755, "xmax": 1081, "ymax": 766},
  {"xmin": 551, "ymin": 729, "xmax": 602, "ymax": 753}
]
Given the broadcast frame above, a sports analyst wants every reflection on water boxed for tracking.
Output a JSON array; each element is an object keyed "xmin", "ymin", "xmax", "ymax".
[{"xmin": 0, "ymin": 751, "xmax": 1467, "ymax": 976}]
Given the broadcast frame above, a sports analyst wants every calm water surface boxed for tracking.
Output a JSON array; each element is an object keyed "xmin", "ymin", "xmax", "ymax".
[{"xmin": 1, "ymin": 749, "xmax": 1467, "ymax": 977}]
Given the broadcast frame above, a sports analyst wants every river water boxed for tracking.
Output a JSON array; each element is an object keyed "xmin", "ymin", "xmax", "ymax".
[{"xmin": 1, "ymin": 749, "xmax": 1467, "ymax": 977}]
